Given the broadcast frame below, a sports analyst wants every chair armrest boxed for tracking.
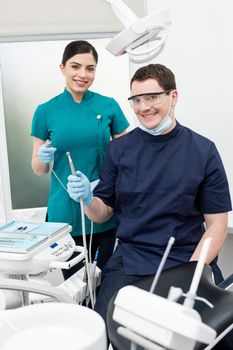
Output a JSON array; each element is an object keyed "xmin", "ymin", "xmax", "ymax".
[{"xmin": 218, "ymin": 274, "xmax": 233, "ymax": 290}]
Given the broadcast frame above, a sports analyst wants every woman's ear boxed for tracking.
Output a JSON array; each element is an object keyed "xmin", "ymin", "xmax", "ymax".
[{"xmin": 60, "ymin": 63, "xmax": 65, "ymax": 75}]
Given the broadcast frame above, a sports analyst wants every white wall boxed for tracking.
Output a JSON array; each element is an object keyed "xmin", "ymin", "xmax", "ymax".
[
  {"xmin": 146, "ymin": 0, "xmax": 233, "ymax": 230},
  {"xmin": 218, "ymin": 234, "xmax": 233, "ymax": 278},
  {"xmin": 146, "ymin": 0, "xmax": 233, "ymax": 275}
]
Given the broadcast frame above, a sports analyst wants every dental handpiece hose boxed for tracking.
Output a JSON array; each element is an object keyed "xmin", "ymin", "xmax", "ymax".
[{"xmin": 66, "ymin": 152, "xmax": 94, "ymax": 309}]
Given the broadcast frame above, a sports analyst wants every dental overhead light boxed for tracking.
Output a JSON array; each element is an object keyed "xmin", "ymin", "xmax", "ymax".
[{"xmin": 103, "ymin": 0, "xmax": 171, "ymax": 63}]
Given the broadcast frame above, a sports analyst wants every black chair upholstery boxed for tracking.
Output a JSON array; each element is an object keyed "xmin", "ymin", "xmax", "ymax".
[{"xmin": 107, "ymin": 262, "xmax": 233, "ymax": 350}]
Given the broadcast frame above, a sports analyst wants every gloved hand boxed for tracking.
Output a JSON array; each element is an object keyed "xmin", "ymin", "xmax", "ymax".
[
  {"xmin": 38, "ymin": 143, "xmax": 57, "ymax": 164},
  {"xmin": 67, "ymin": 171, "xmax": 93, "ymax": 206}
]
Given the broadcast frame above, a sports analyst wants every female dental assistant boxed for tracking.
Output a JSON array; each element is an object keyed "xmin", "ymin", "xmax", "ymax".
[{"xmin": 31, "ymin": 40, "xmax": 129, "ymax": 278}]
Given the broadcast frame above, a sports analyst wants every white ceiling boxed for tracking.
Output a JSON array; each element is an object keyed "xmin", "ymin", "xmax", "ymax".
[{"xmin": 0, "ymin": 0, "xmax": 145, "ymax": 38}]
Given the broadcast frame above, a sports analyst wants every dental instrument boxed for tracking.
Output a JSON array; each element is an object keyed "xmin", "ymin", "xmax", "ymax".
[
  {"xmin": 149, "ymin": 236, "xmax": 175, "ymax": 294},
  {"xmin": 66, "ymin": 151, "xmax": 76, "ymax": 177},
  {"xmin": 44, "ymin": 140, "xmax": 68, "ymax": 192},
  {"xmin": 66, "ymin": 151, "xmax": 95, "ymax": 308}
]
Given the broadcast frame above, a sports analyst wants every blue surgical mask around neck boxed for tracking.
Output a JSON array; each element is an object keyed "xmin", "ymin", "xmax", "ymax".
[{"xmin": 138, "ymin": 114, "xmax": 173, "ymax": 136}]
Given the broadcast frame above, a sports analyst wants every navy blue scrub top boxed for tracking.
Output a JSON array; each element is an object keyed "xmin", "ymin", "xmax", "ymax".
[{"xmin": 94, "ymin": 122, "xmax": 232, "ymax": 275}]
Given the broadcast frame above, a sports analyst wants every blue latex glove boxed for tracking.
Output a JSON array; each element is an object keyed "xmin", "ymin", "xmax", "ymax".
[
  {"xmin": 38, "ymin": 143, "xmax": 57, "ymax": 164},
  {"xmin": 67, "ymin": 171, "xmax": 93, "ymax": 206}
]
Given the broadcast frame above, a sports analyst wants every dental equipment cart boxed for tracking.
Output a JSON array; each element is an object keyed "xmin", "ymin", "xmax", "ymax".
[{"xmin": 0, "ymin": 220, "xmax": 100, "ymax": 308}]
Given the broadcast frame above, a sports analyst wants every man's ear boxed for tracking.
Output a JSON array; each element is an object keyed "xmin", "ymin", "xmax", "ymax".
[{"xmin": 171, "ymin": 90, "xmax": 178, "ymax": 106}]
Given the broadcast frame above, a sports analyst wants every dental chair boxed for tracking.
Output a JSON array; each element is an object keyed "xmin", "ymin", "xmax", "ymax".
[{"xmin": 106, "ymin": 262, "xmax": 233, "ymax": 350}]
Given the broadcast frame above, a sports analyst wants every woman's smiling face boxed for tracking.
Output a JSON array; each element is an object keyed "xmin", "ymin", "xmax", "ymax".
[{"xmin": 60, "ymin": 52, "xmax": 96, "ymax": 101}]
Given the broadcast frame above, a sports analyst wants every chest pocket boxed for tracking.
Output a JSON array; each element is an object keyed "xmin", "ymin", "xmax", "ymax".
[
  {"xmin": 115, "ymin": 187, "xmax": 183, "ymax": 219},
  {"xmin": 116, "ymin": 156, "xmax": 169, "ymax": 193},
  {"xmin": 115, "ymin": 190, "xmax": 149, "ymax": 218}
]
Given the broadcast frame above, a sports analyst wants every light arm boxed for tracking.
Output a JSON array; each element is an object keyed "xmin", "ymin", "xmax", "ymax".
[
  {"xmin": 103, "ymin": 0, "xmax": 137, "ymax": 28},
  {"xmin": 112, "ymin": 130, "xmax": 128, "ymax": 139},
  {"xmin": 190, "ymin": 212, "xmax": 228, "ymax": 264},
  {"xmin": 84, "ymin": 196, "xmax": 113, "ymax": 224}
]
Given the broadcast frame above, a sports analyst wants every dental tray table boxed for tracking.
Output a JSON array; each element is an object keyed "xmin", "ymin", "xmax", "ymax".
[{"xmin": 0, "ymin": 221, "xmax": 74, "ymax": 274}]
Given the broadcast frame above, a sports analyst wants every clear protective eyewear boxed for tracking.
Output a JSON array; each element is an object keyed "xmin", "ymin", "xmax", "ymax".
[{"xmin": 128, "ymin": 90, "xmax": 171, "ymax": 109}]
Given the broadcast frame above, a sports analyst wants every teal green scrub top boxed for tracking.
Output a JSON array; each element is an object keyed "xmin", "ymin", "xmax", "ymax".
[{"xmin": 31, "ymin": 88, "xmax": 129, "ymax": 236}]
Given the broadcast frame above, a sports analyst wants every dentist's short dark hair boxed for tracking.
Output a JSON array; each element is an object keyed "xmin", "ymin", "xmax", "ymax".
[{"xmin": 130, "ymin": 64, "xmax": 176, "ymax": 91}]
